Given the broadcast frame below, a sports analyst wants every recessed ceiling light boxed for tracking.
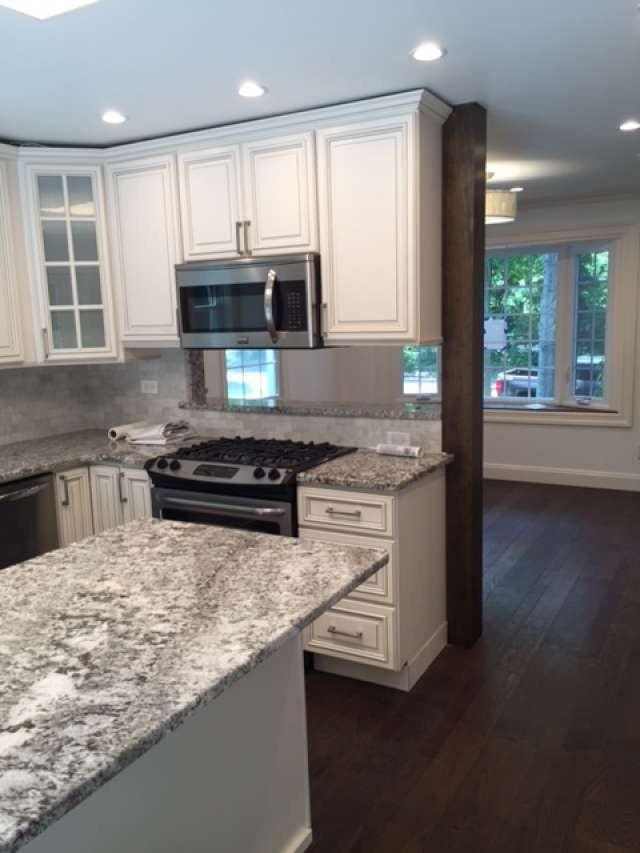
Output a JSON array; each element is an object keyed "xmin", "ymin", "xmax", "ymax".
[
  {"xmin": 101, "ymin": 109, "xmax": 127, "ymax": 125},
  {"xmin": 0, "ymin": 0, "xmax": 101, "ymax": 19},
  {"xmin": 510, "ymin": 186, "xmax": 524, "ymax": 193},
  {"xmin": 411, "ymin": 41, "xmax": 446, "ymax": 62},
  {"xmin": 238, "ymin": 81, "xmax": 267, "ymax": 98},
  {"xmin": 620, "ymin": 119, "xmax": 640, "ymax": 132}
]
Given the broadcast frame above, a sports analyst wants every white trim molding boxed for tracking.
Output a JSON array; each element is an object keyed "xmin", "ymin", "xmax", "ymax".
[
  {"xmin": 485, "ymin": 222, "xmax": 639, "ymax": 428},
  {"xmin": 484, "ymin": 462, "xmax": 640, "ymax": 492}
]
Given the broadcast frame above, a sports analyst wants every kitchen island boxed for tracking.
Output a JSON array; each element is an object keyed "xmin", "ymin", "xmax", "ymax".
[{"xmin": 0, "ymin": 519, "xmax": 387, "ymax": 853}]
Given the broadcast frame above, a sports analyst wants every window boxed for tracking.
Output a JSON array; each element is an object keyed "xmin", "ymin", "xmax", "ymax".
[
  {"xmin": 402, "ymin": 346, "xmax": 440, "ymax": 398},
  {"xmin": 484, "ymin": 243, "xmax": 612, "ymax": 407},
  {"xmin": 224, "ymin": 349, "xmax": 279, "ymax": 404},
  {"xmin": 36, "ymin": 174, "xmax": 106, "ymax": 351}
]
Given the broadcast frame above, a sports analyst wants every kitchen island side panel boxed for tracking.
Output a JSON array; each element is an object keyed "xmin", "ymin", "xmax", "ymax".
[{"xmin": 23, "ymin": 635, "xmax": 311, "ymax": 853}]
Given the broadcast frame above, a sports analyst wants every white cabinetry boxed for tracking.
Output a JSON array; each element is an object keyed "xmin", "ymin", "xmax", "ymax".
[
  {"xmin": 20, "ymin": 163, "xmax": 118, "ymax": 362},
  {"xmin": 298, "ymin": 469, "xmax": 447, "ymax": 691},
  {"xmin": 317, "ymin": 102, "xmax": 446, "ymax": 344},
  {"xmin": 55, "ymin": 467, "xmax": 94, "ymax": 546},
  {"xmin": 0, "ymin": 160, "xmax": 23, "ymax": 364},
  {"xmin": 178, "ymin": 132, "xmax": 317, "ymax": 260},
  {"xmin": 90, "ymin": 465, "xmax": 152, "ymax": 533},
  {"xmin": 106, "ymin": 155, "xmax": 181, "ymax": 346}
]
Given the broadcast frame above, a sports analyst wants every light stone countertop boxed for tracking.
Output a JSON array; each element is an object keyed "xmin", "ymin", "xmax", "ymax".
[
  {"xmin": 297, "ymin": 449, "xmax": 453, "ymax": 492},
  {"xmin": 0, "ymin": 431, "xmax": 452, "ymax": 493},
  {"xmin": 0, "ymin": 519, "xmax": 387, "ymax": 853},
  {"xmin": 0, "ymin": 430, "xmax": 183, "ymax": 485}
]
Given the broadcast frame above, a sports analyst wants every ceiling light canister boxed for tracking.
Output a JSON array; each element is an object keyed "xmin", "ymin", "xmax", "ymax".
[
  {"xmin": 238, "ymin": 81, "xmax": 266, "ymax": 98},
  {"xmin": 411, "ymin": 41, "xmax": 446, "ymax": 62},
  {"xmin": 101, "ymin": 109, "xmax": 127, "ymax": 125},
  {"xmin": 620, "ymin": 119, "xmax": 640, "ymax": 132}
]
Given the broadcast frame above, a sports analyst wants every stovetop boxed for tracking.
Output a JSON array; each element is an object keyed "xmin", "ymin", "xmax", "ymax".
[{"xmin": 145, "ymin": 436, "xmax": 356, "ymax": 488}]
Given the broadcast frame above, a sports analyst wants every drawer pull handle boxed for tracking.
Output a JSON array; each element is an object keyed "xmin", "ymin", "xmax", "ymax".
[
  {"xmin": 327, "ymin": 625, "xmax": 363, "ymax": 640},
  {"xmin": 325, "ymin": 506, "xmax": 362, "ymax": 518}
]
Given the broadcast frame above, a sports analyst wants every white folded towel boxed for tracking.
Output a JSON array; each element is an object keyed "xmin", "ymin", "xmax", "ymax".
[{"xmin": 126, "ymin": 421, "xmax": 198, "ymax": 445}]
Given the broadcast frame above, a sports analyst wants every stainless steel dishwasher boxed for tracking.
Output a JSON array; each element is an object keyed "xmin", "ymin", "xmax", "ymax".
[{"xmin": 0, "ymin": 474, "xmax": 59, "ymax": 570}]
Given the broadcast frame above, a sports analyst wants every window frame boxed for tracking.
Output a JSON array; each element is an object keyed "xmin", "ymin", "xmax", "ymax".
[
  {"xmin": 400, "ymin": 346, "xmax": 442, "ymax": 402},
  {"xmin": 223, "ymin": 348, "xmax": 281, "ymax": 404},
  {"xmin": 484, "ymin": 224, "xmax": 638, "ymax": 427}
]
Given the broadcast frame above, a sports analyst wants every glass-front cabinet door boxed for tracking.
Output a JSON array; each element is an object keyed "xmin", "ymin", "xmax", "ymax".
[{"xmin": 23, "ymin": 165, "xmax": 117, "ymax": 361}]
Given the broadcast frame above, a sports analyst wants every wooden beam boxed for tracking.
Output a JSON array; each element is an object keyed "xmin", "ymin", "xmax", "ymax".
[{"xmin": 441, "ymin": 102, "xmax": 487, "ymax": 647}]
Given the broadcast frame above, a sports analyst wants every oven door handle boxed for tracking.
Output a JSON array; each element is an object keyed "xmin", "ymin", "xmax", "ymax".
[
  {"xmin": 161, "ymin": 496, "xmax": 287, "ymax": 519},
  {"xmin": 264, "ymin": 269, "xmax": 279, "ymax": 344}
]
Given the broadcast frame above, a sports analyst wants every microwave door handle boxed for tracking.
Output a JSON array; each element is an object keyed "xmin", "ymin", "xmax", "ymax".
[{"xmin": 264, "ymin": 269, "xmax": 279, "ymax": 343}]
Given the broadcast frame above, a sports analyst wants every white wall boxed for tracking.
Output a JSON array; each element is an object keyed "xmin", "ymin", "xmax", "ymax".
[{"xmin": 484, "ymin": 196, "xmax": 640, "ymax": 491}]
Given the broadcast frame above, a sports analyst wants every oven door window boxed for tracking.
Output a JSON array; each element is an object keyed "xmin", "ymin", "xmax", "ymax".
[{"xmin": 160, "ymin": 506, "xmax": 284, "ymax": 535}]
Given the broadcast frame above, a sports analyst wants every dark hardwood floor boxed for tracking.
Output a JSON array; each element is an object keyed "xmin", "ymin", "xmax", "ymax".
[{"xmin": 305, "ymin": 480, "xmax": 640, "ymax": 852}]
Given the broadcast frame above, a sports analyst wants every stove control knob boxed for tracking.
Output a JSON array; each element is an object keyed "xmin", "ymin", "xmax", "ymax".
[
  {"xmin": 268, "ymin": 468, "xmax": 280, "ymax": 481},
  {"xmin": 253, "ymin": 467, "xmax": 266, "ymax": 479},
  {"xmin": 156, "ymin": 457, "xmax": 168, "ymax": 470},
  {"xmin": 169, "ymin": 459, "xmax": 181, "ymax": 471}
]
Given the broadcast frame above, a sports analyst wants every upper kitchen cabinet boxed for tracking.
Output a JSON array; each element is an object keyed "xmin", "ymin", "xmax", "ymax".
[
  {"xmin": 0, "ymin": 158, "xmax": 24, "ymax": 365},
  {"xmin": 106, "ymin": 154, "xmax": 181, "ymax": 346},
  {"xmin": 178, "ymin": 132, "xmax": 317, "ymax": 261},
  {"xmin": 19, "ymin": 163, "xmax": 118, "ymax": 362},
  {"xmin": 317, "ymin": 95, "xmax": 449, "ymax": 344}
]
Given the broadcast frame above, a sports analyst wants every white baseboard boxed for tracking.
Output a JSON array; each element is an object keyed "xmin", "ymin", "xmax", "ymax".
[
  {"xmin": 314, "ymin": 622, "xmax": 448, "ymax": 692},
  {"xmin": 484, "ymin": 462, "xmax": 640, "ymax": 492}
]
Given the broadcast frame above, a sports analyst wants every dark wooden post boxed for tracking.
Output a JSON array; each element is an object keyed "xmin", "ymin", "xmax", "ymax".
[{"xmin": 441, "ymin": 103, "xmax": 487, "ymax": 647}]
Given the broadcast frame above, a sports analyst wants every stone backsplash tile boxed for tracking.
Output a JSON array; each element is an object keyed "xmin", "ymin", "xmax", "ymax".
[{"xmin": 0, "ymin": 351, "xmax": 442, "ymax": 452}]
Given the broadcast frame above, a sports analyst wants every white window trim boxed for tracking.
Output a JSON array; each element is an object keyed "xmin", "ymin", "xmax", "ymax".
[{"xmin": 484, "ymin": 224, "xmax": 639, "ymax": 427}]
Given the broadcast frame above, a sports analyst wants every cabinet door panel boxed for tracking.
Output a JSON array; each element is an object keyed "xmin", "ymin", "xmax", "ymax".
[
  {"xmin": 317, "ymin": 119, "xmax": 413, "ymax": 341},
  {"xmin": 242, "ymin": 133, "xmax": 317, "ymax": 254},
  {"xmin": 122, "ymin": 469, "xmax": 152, "ymax": 523},
  {"xmin": 179, "ymin": 146, "xmax": 242, "ymax": 260},
  {"xmin": 56, "ymin": 467, "xmax": 93, "ymax": 547},
  {"xmin": 107, "ymin": 156, "xmax": 180, "ymax": 344},
  {"xmin": 0, "ymin": 165, "xmax": 22, "ymax": 364},
  {"xmin": 90, "ymin": 466, "xmax": 122, "ymax": 533}
]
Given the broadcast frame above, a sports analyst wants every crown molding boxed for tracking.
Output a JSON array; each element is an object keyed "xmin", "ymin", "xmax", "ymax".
[{"xmin": 11, "ymin": 88, "xmax": 451, "ymax": 163}]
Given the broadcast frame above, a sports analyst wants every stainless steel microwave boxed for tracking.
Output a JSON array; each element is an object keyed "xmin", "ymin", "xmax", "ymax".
[{"xmin": 176, "ymin": 253, "xmax": 322, "ymax": 349}]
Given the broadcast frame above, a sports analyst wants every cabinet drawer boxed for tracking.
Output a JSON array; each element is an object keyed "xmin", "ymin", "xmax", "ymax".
[
  {"xmin": 305, "ymin": 600, "xmax": 396, "ymax": 669},
  {"xmin": 298, "ymin": 487, "xmax": 393, "ymax": 537},
  {"xmin": 298, "ymin": 527, "xmax": 395, "ymax": 605}
]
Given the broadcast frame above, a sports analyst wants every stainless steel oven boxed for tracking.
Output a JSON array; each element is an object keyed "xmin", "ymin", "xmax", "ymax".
[
  {"xmin": 152, "ymin": 487, "xmax": 294, "ymax": 536},
  {"xmin": 176, "ymin": 253, "xmax": 322, "ymax": 349}
]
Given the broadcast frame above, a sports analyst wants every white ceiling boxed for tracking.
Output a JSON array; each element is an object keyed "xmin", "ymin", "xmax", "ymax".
[{"xmin": 1, "ymin": 0, "xmax": 639, "ymax": 202}]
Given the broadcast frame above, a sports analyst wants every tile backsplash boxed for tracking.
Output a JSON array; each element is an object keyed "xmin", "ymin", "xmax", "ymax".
[{"xmin": 0, "ymin": 351, "xmax": 442, "ymax": 451}]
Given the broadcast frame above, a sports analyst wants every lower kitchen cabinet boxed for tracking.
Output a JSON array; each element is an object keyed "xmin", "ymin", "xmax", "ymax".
[
  {"xmin": 55, "ymin": 467, "xmax": 94, "ymax": 547},
  {"xmin": 90, "ymin": 465, "xmax": 152, "ymax": 533},
  {"xmin": 298, "ymin": 468, "xmax": 446, "ymax": 691}
]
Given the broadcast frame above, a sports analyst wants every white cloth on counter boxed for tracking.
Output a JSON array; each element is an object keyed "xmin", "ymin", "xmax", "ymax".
[{"xmin": 108, "ymin": 420, "xmax": 198, "ymax": 445}]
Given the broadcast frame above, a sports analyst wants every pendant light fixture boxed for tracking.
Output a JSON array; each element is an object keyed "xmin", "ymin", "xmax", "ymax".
[{"xmin": 485, "ymin": 189, "xmax": 517, "ymax": 224}]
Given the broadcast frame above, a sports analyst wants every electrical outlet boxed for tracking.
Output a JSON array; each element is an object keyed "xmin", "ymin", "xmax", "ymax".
[
  {"xmin": 387, "ymin": 431, "xmax": 410, "ymax": 446},
  {"xmin": 140, "ymin": 380, "xmax": 158, "ymax": 395}
]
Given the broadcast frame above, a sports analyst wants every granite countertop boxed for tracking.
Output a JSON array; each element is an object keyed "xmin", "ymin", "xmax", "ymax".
[
  {"xmin": 0, "ymin": 430, "xmax": 184, "ymax": 485},
  {"xmin": 0, "ymin": 519, "xmax": 387, "ymax": 853},
  {"xmin": 180, "ymin": 396, "xmax": 441, "ymax": 421},
  {"xmin": 297, "ymin": 449, "xmax": 453, "ymax": 492}
]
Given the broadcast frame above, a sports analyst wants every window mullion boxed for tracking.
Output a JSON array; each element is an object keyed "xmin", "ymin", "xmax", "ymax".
[{"xmin": 554, "ymin": 249, "xmax": 572, "ymax": 404}]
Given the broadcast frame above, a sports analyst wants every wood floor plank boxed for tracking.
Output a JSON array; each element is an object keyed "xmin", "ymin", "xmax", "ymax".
[{"xmin": 306, "ymin": 481, "xmax": 640, "ymax": 853}]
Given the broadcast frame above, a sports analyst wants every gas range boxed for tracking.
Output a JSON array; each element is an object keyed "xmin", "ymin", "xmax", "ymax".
[
  {"xmin": 146, "ymin": 437, "xmax": 356, "ymax": 537},
  {"xmin": 145, "ymin": 436, "xmax": 355, "ymax": 488}
]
